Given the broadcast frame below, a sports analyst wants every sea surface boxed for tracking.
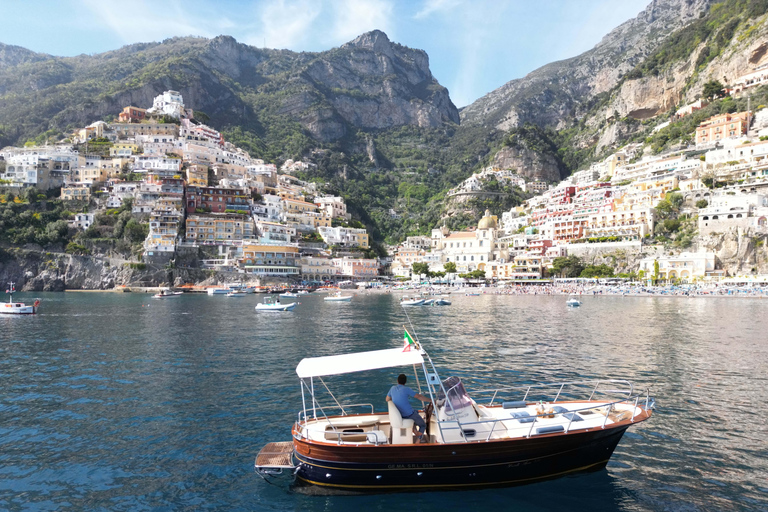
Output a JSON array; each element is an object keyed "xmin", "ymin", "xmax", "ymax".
[{"xmin": 1, "ymin": 290, "xmax": 767, "ymax": 511}]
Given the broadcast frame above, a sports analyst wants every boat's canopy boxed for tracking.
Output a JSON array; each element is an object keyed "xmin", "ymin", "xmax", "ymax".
[{"xmin": 296, "ymin": 348, "xmax": 424, "ymax": 378}]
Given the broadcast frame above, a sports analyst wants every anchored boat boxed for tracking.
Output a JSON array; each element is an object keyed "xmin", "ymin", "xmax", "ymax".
[
  {"xmin": 255, "ymin": 296, "xmax": 297, "ymax": 311},
  {"xmin": 255, "ymin": 330, "xmax": 654, "ymax": 491},
  {"xmin": 1, "ymin": 283, "xmax": 40, "ymax": 315},
  {"xmin": 324, "ymin": 291, "xmax": 353, "ymax": 302}
]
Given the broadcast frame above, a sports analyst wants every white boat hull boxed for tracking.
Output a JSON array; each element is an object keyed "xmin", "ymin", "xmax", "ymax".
[
  {"xmin": 1, "ymin": 303, "xmax": 37, "ymax": 314},
  {"xmin": 255, "ymin": 302, "xmax": 296, "ymax": 311},
  {"xmin": 324, "ymin": 296, "xmax": 352, "ymax": 302}
]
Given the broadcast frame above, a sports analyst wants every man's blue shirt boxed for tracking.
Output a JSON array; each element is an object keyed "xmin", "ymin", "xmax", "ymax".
[{"xmin": 388, "ymin": 384, "xmax": 416, "ymax": 417}]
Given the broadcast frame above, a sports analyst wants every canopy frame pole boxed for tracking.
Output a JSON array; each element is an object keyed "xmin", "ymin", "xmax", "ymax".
[
  {"xmin": 319, "ymin": 376, "xmax": 345, "ymax": 416},
  {"xmin": 311, "ymin": 377, "xmax": 316, "ymax": 419},
  {"xmin": 300, "ymin": 378, "xmax": 308, "ymax": 436}
]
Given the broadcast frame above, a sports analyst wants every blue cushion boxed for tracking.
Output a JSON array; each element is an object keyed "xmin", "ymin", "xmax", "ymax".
[
  {"xmin": 510, "ymin": 411, "xmax": 535, "ymax": 423},
  {"xmin": 561, "ymin": 412, "xmax": 584, "ymax": 422},
  {"xmin": 536, "ymin": 425, "xmax": 565, "ymax": 435},
  {"xmin": 552, "ymin": 406, "xmax": 568, "ymax": 413},
  {"xmin": 502, "ymin": 401, "xmax": 527, "ymax": 409}
]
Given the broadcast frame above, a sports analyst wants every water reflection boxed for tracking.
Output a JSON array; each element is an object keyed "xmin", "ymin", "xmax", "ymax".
[{"xmin": 0, "ymin": 291, "xmax": 766, "ymax": 510}]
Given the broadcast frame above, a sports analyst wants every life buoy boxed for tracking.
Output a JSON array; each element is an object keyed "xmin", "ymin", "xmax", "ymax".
[{"xmin": 34, "ymin": 300, "xmax": 41, "ymax": 307}]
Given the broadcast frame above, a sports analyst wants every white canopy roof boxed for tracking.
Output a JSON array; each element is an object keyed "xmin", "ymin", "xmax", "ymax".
[{"xmin": 296, "ymin": 348, "xmax": 425, "ymax": 379}]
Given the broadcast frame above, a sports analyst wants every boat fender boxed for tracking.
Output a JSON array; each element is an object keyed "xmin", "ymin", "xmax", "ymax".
[{"xmin": 502, "ymin": 401, "xmax": 527, "ymax": 409}]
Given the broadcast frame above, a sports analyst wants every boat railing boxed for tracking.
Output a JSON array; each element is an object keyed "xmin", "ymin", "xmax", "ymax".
[
  {"xmin": 437, "ymin": 392, "xmax": 649, "ymax": 442},
  {"xmin": 473, "ymin": 379, "xmax": 634, "ymax": 407},
  {"xmin": 296, "ymin": 403, "xmax": 376, "ymax": 425}
]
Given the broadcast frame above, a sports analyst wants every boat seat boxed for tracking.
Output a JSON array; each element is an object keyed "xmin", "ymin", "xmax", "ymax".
[
  {"xmin": 509, "ymin": 411, "xmax": 535, "ymax": 423},
  {"xmin": 388, "ymin": 401, "xmax": 415, "ymax": 445},
  {"xmin": 366, "ymin": 430, "xmax": 388, "ymax": 445},
  {"xmin": 321, "ymin": 416, "xmax": 383, "ymax": 429}
]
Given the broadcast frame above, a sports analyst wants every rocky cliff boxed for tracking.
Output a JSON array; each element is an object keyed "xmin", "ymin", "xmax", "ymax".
[
  {"xmin": 459, "ymin": 0, "xmax": 713, "ymax": 132},
  {"xmin": 0, "ymin": 32, "xmax": 458, "ymax": 148}
]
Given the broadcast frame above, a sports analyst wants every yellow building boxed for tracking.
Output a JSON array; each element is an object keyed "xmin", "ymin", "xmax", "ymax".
[
  {"xmin": 61, "ymin": 184, "xmax": 92, "ymax": 201},
  {"xmin": 109, "ymin": 143, "xmax": 140, "ymax": 157},
  {"xmin": 240, "ymin": 243, "xmax": 300, "ymax": 276},
  {"xmin": 185, "ymin": 214, "xmax": 255, "ymax": 242},
  {"xmin": 186, "ymin": 164, "xmax": 208, "ymax": 187}
]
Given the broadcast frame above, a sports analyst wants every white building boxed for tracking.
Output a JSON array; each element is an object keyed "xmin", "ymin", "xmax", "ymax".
[
  {"xmin": 638, "ymin": 252, "xmax": 716, "ymax": 282},
  {"xmin": 148, "ymin": 90, "xmax": 185, "ymax": 119},
  {"xmin": 315, "ymin": 196, "xmax": 349, "ymax": 220}
]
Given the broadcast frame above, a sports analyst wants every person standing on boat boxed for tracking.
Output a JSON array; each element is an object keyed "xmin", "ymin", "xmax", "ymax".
[{"xmin": 386, "ymin": 374, "xmax": 431, "ymax": 441}]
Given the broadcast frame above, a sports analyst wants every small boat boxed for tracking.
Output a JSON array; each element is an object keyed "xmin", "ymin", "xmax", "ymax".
[
  {"xmin": 227, "ymin": 291, "xmax": 247, "ymax": 297},
  {"xmin": 566, "ymin": 296, "xmax": 582, "ymax": 307},
  {"xmin": 1, "ymin": 283, "xmax": 39, "ymax": 315},
  {"xmin": 255, "ymin": 296, "xmax": 297, "ymax": 311},
  {"xmin": 255, "ymin": 329, "xmax": 655, "ymax": 492},
  {"xmin": 324, "ymin": 291, "xmax": 352, "ymax": 302},
  {"xmin": 281, "ymin": 292, "xmax": 300, "ymax": 298},
  {"xmin": 297, "ymin": 290, "xmax": 310, "ymax": 295},
  {"xmin": 400, "ymin": 297, "xmax": 425, "ymax": 306},
  {"xmin": 152, "ymin": 289, "xmax": 183, "ymax": 298},
  {"xmin": 422, "ymin": 298, "xmax": 435, "ymax": 306},
  {"xmin": 207, "ymin": 287, "xmax": 231, "ymax": 295},
  {"xmin": 433, "ymin": 297, "xmax": 451, "ymax": 306}
]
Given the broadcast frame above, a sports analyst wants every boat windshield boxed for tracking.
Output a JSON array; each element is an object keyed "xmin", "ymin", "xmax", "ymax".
[{"xmin": 436, "ymin": 376, "xmax": 473, "ymax": 419}]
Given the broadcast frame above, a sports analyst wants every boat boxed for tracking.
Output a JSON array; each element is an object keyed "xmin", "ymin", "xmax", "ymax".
[
  {"xmin": 207, "ymin": 287, "xmax": 231, "ymax": 295},
  {"xmin": 324, "ymin": 291, "xmax": 353, "ymax": 302},
  {"xmin": 432, "ymin": 297, "xmax": 451, "ymax": 306},
  {"xmin": 400, "ymin": 297, "xmax": 425, "ymax": 306},
  {"xmin": 1, "ymin": 283, "xmax": 40, "ymax": 315},
  {"xmin": 281, "ymin": 292, "xmax": 300, "ymax": 298},
  {"xmin": 566, "ymin": 296, "xmax": 582, "ymax": 307},
  {"xmin": 422, "ymin": 298, "xmax": 435, "ymax": 306},
  {"xmin": 297, "ymin": 290, "xmax": 310, "ymax": 295},
  {"xmin": 255, "ymin": 296, "xmax": 297, "ymax": 311},
  {"xmin": 227, "ymin": 290, "xmax": 247, "ymax": 297},
  {"xmin": 152, "ymin": 289, "xmax": 183, "ymax": 298},
  {"xmin": 255, "ymin": 330, "xmax": 654, "ymax": 491}
]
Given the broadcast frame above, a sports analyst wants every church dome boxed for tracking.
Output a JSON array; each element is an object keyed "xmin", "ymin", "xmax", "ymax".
[{"xmin": 478, "ymin": 209, "xmax": 497, "ymax": 230}]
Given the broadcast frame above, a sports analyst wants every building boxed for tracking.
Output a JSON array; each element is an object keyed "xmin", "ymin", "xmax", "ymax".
[
  {"xmin": 638, "ymin": 252, "xmax": 716, "ymax": 282},
  {"xmin": 68, "ymin": 213, "xmax": 94, "ymax": 230},
  {"xmin": 186, "ymin": 164, "xmax": 209, "ymax": 187},
  {"xmin": 185, "ymin": 214, "xmax": 255, "ymax": 243},
  {"xmin": 118, "ymin": 106, "xmax": 147, "ymax": 123},
  {"xmin": 315, "ymin": 196, "xmax": 349, "ymax": 220},
  {"xmin": 301, "ymin": 256, "xmax": 339, "ymax": 282},
  {"xmin": 61, "ymin": 183, "xmax": 92, "ymax": 201},
  {"xmin": 147, "ymin": 90, "xmax": 185, "ymax": 119},
  {"xmin": 696, "ymin": 112, "xmax": 751, "ymax": 145},
  {"xmin": 431, "ymin": 211, "xmax": 507, "ymax": 273},
  {"xmin": 318, "ymin": 226, "xmax": 370, "ymax": 249},
  {"xmin": 333, "ymin": 257, "xmax": 380, "ymax": 280},
  {"xmin": 185, "ymin": 186, "xmax": 250, "ymax": 214},
  {"xmin": 239, "ymin": 243, "xmax": 300, "ymax": 276}
]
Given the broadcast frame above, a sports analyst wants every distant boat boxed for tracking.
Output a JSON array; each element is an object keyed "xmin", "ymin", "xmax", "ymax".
[
  {"xmin": 1, "ymin": 282, "xmax": 39, "ymax": 315},
  {"xmin": 207, "ymin": 287, "xmax": 231, "ymax": 295},
  {"xmin": 281, "ymin": 292, "xmax": 300, "ymax": 298},
  {"xmin": 152, "ymin": 289, "xmax": 183, "ymax": 298},
  {"xmin": 400, "ymin": 297, "xmax": 425, "ymax": 306},
  {"xmin": 256, "ymin": 296, "xmax": 297, "ymax": 311},
  {"xmin": 297, "ymin": 290, "xmax": 310, "ymax": 295},
  {"xmin": 433, "ymin": 297, "xmax": 451, "ymax": 306},
  {"xmin": 324, "ymin": 291, "xmax": 352, "ymax": 302},
  {"xmin": 566, "ymin": 296, "xmax": 582, "ymax": 307},
  {"xmin": 227, "ymin": 291, "xmax": 247, "ymax": 298}
]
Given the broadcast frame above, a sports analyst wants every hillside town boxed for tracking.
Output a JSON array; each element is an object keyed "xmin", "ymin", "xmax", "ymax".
[
  {"xmin": 0, "ymin": 91, "xmax": 377, "ymax": 285},
  {"xmin": 4, "ymin": 78, "xmax": 768, "ymax": 287}
]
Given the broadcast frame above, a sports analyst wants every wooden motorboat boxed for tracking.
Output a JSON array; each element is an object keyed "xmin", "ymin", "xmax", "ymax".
[
  {"xmin": 1, "ymin": 283, "xmax": 39, "ymax": 315},
  {"xmin": 255, "ymin": 331, "xmax": 654, "ymax": 492}
]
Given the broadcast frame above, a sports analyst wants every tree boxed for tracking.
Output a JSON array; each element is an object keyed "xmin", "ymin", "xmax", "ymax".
[
  {"xmin": 412, "ymin": 262, "xmax": 429, "ymax": 277},
  {"xmin": 702, "ymin": 80, "xmax": 725, "ymax": 100},
  {"xmin": 653, "ymin": 260, "xmax": 660, "ymax": 283},
  {"xmin": 443, "ymin": 261, "xmax": 457, "ymax": 273},
  {"xmin": 551, "ymin": 255, "xmax": 584, "ymax": 278},
  {"xmin": 695, "ymin": 199, "xmax": 708, "ymax": 209}
]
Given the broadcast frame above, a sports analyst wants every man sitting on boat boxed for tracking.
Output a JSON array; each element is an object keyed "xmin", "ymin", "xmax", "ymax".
[{"xmin": 386, "ymin": 374, "xmax": 432, "ymax": 442}]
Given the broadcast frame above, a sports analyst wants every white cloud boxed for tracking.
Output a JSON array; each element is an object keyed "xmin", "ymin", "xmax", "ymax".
[
  {"xmin": 80, "ymin": 0, "xmax": 235, "ymax": 45},
  {"xmin": 414, "ymin": 0, "xmax": 461, "ymax": 19},
  {"xmin": 255, "ymin": 0, "xmax": 322, "ymax": 50},
  {"xmin": 329, "ymin": 0, "xmax": 394, "ymax": 45}
]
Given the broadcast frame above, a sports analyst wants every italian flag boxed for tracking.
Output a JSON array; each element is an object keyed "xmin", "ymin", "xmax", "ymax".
[{"xmin": 403, "ymin": 327, "xmax": 417, "ymax": 352}]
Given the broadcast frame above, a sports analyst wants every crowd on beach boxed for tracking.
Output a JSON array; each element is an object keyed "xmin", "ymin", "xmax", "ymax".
[{"xmin": 363, "ymin": 282, "xmax": 768, "ymax": 298}]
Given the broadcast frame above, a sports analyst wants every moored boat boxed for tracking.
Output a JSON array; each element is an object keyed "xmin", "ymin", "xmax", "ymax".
[
  {"xmin": 566, "ymin": 296, "xmax": 582, "ymax": 307},
  {"xmin": 207, "ymin": 287, "xmax": 231, "ymax": 295},
  {"xmin": 1, "ymin": 283, "xmax": 40, "ymax": 315},
  {"xmin": 324, "ymin": 291, "xmax": 352, "ymax": 302},
  {"xmin": 400, "ymin": 297, "xmax": 425, "ymax": 306},
  {"xmin": 255, "ymin": 296, "xmax": 297, "ymax": 311},
  {"xmin": 255, "ymin": 330, "xmax": 654, "ymax": 492},
  {"xmin": 152, "ymin": 289, "xmax": 183, "ymax": 298},
  {"xmin": 227, "ymin": 291, "xmax": 247, "ymax": 297}
]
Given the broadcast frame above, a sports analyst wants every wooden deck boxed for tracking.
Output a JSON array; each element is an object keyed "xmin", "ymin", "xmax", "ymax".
[{"xmin": 255, "ymin": 441, "xmax": 294, "ymax": 470}]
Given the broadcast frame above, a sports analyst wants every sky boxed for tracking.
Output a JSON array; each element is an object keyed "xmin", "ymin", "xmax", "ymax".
[{"xmin": 0, "ymin": 0, "xmax": 650, "ymax": 107}]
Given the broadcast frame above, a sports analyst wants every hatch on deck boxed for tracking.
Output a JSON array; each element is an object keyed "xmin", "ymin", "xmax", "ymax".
[{"xmin": 255, "ymin": 441, "xmax": 295, "ymax": 476}]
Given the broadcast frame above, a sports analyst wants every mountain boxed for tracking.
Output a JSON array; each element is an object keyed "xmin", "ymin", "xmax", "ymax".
[
  {"xmin": 0, "ymin": 31, "xmax": 457, "ymax": 152},
  {"xmin": 460, "ymin": 0, "xmax": 714, "ymax": 132}
]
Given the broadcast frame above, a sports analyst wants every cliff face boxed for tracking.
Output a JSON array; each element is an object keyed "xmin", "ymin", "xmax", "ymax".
[
  {"xmin": 0, "ymin": 32, "xmax": 458, "ymax": 147},
  {"xmin": 460, "ymin": 0, "xmax": 712, "ymax": 132},
  {"xmin": 492, "ymin": 146, "xmax": 562, "ymax": 182}
]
